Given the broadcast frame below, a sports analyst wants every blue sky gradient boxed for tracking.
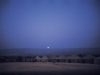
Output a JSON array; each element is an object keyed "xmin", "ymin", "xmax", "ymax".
[{"xmin": 0, "ymin": 0, "xmax": 100, "ymax": 49}]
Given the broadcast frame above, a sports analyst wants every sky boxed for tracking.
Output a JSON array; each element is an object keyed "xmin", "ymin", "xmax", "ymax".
[{"xmin": 0, "ymin": 0, "xmax": 100, "ymax": 49}]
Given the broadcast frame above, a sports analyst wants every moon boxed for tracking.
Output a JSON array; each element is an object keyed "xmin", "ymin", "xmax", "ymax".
[{"xmin": 47, "ymin": 47, "xmax": 49, "ymax": 48}]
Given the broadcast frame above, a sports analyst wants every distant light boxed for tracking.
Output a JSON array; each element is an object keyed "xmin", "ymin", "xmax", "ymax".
[{"xmin": 47, "ymin": 47, "xmax": 49, "ymax": 48}]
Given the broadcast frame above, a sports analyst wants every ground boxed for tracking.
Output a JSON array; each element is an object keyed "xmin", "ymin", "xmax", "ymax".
[{"xmin": 0, "ymin": 62, "xmax": 100, "ymax": 75}]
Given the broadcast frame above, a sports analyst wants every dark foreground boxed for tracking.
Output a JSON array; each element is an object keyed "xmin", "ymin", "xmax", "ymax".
[
  {"xmin": 1, "ymin": 71, "xmax": 100, "ymax": 75},
  {"xmin": 0, "ymin": 62, "xmax": 100, "ymax": 75}
]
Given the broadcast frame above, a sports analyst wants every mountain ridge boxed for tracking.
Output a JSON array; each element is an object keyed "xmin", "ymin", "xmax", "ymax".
[{"xmin": 0, "ymin": 48, "xmax": 100, "ymax": 56}]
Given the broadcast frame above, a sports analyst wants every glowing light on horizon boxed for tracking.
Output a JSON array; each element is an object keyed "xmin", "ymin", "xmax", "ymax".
[{"xmin": 47, "ymin": 47, "xmax": 49, "ymax": 48}]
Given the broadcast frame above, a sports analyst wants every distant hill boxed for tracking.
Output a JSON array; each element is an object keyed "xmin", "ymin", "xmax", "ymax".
[{"xmin": 0, "ymin": 48, "xmax": 100, "ymax": 56}]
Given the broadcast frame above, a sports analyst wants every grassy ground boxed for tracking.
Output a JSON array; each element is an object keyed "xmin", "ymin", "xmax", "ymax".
[{"xmin": 0, "ymin": 62, "xmax": 100, "ymax": 75}]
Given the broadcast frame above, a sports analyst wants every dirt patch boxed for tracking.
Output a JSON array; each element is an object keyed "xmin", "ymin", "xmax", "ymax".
[{"xmin": 0, "ymin": 62, "xmax": 100, "ymax": 75}]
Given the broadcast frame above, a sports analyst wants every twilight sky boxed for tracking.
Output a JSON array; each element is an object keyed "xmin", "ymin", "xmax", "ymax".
[{"xmin": 0, "ymin": 0, "xmax": 100, "ymax": 49}]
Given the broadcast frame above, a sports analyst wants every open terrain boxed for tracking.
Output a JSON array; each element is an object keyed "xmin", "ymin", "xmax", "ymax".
[{"xmin": 0, "ymin": 62, "xmax": 100, "ymax": 75}]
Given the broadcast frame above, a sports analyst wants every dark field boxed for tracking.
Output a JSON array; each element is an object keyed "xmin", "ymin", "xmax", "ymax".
[{"xmin": 0, "ymin": 62, "xmax": 100, "ymax": 75}]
